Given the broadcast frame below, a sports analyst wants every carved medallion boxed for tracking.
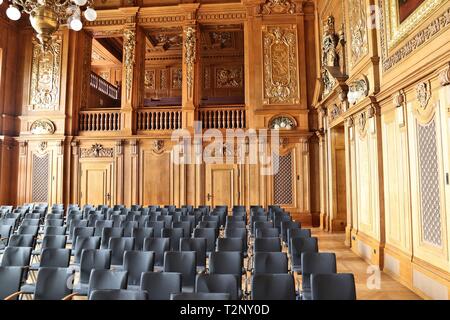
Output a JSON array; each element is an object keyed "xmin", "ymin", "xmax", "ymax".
[
  {"xmin": 215, "ymin": 67, "xmax": 243, "ymax": 88},
  {"xmin": 269, "ymin": 115, "xmax": 296, "ymax": 130},
  {"xmin": 357, "ymin": 112, "xmax": 367, "ymax": 136},
  {"xmin": 263, "ymin": 25, "xmax": 299, "ymax": 105},
  {"xmin": 348, "ymin": 76, "xmax": 369, "ymax": 105},
  {"xmin": 37, "ymin": 141, "xmax": 48, "ymax": 153},
  {"xmin": 152, "ymin": 140, "xmax": 165, "ymax": 154},
  {"xmin": 416, "ymin": 82, "xmax": 431, "ymax": 110},
  {"xmin": 30, "ymin": 119, "xmax": 56, "ymax": 135},
  {"xmin": 80, "ymin": 144, "xmax": 114, "ymax": 158},
  {"xmin": 123, "ymin": 29, "xmax": 136, "ymax": 102},
  {"xmin": 330, "ymin": 104, "xmax": 341, "ymax": 121},
  {"xmin": 260, "ymin": 0, "xmax": 296, "ymax": 15},
  {"xmin": 29, "ymin": 36, "xmax": 62, "ymax": 111}
]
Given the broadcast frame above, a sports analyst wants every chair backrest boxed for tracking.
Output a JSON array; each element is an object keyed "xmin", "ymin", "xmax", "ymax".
[
  {"xmin": 216, "ymin": 238, "xmax": 243, "ymax": 253},
  {"xmin": 255, "ymin": 227, "xmax": 279, "ymax": 238},
  {"xmin": 7, "ymin": 234, "xmax": 35, "ymax": 248},
  {"xmin": 225, "ymin": 221, "xmax": 246, "ymax": 229},
  {"xmin": 251, "ymin": 274, "xmax": 296, "ymax": 300},
  {"xmin": 41, "ymin": 235, "xmax": 67, "ymax": 249},
  {"xmin": 20, "ymin": 219, "xmax": 40, "ymax": 227},
  {"xmin": 224, "ymin": 228, "xmax": 247, "ymax": 251},
  {"xmin": 161, "ymin": 228, "xmax": 184, "ymax": 251},
  {"xmin": 0, "ymin": 246, "xmax": 32, "ymax": 267},
  {"xmin": 0, "ymin": 224, "xmax": 12, "ymax": 239},
  {"xmin": 170, "ymin": 292, "xmax": 231, "ymax": 300},
  {"xmin": 74, "ymin": 236, "xmax": 101, "ymax": 263},
  {"xmin": 311, "ymin": 273, "xmax": 356, "ymax": 300},
  {"xmin": 180, "ymin": 238, "xmax": 207, "ymax": 268},
  {"xmin": 287, "ymin": 228, "xmax": 311, "ymax": 247},
  {"xmin": 301, "ymin": 252, "xmax": 337, "ymax": 291},
  {"xmin": 140, "ymin": 272, "xmax": 181, "ymax": 300},
  {"xmin": 100, "ymin": 227, "xmax": 124, "ymax": 249},
  {"xmin": 122, "ymin": 221, "xmax": 139, "ymax": 237},
  {"xmin": 143, "ymin": 237, "xmax": 170, "ymax": 267},
  {"xmin": 254, "ymin": 237, "xmax": 281, "ymax": 252},
  {"xmin": 34, "ymin": 267, "xmax": 74, "ymax": 300},
  {"xmin": 73, "ymin": 227, "xmax": 95, "ymax": 249},
  {"xmin": 253, "ymin": 252, "xmax": 288, "ymax": 274},
  {"xmin": 172, "ymin": 221, "xmax": 191, "ymax": 238},
  {"xmin": 253, "ymin": 221, "xmax": 274, "ymax": 234},
  {"xmin": 44, "ymin": 219, "xmax": 64, "ymax": 227},
  {"xmin": 163, "ymin": 251, "xmax": 196, "ymax": 289},
  {"xmin": 146, "ymin": 221, "xmax": 164, "ymax": 238},
  {"xmin": 193, "ymin": 228, "xmax": 217, "ymax": 253},
  {"xmin": 69, "ymin": 219, "xmax": 88, "ymax": 240},
  {"xmin": 89, "ymin": 289, "xmax": 148, "ymax": 300},
  {"xmin": 94, "ymin": 220, "xmax": 113, "ymax": 236},
  {"xmin": 156, "ymin": 215, "xmax": 173, "ymax": 228},
  {"xmin": 108, "ymin": 237, "xmax": 135, "ymax": 265},
  {"xmin": 290, "ymin": 237, "xmax": 318, "ymax": 267},
  {"xmin": 44, "ymin": 226, "xmax": 66, "ymax": 236},
  {"xmin": 40, "ymin": 248, "xmax": 71, "ymax": 268},
  {"xmin": 135, "ymin": 215, "xmax": 149, "ymax": 228},
  {"xmin": 195, "ymin": 274, "xmax": 239, "ymax": 300},
  {"xmin": 0, "ymin": 266, "xmax": 24, "ymax": 299},
  {"xmin": 17, "ymin": 225, "xmax": 39, "ymax": 236},
  {"xmin": 209, "ymin": 251, "xmax": 242, "ymax": 278},
  {"xmin": 123, "ymin": 251, "xmax": 154, "ymax": 285},
  {"xmin": 88, "ymin": 269, "xmax": 128, "ymax": 297},
  {"xmin": 197, "ymin": 221, "xmax": 219, "ymax": 230},
  {"xmin": 24, "ymin": 213, "xmax": 41, "ymax": 220},
  {"xmin": 226, "ymin": 216, "xmax": 245, "ymax": 224},
  {"xmin": 131, "ymin": 227, "xmax": 154, "ymax": 250},
  {"xmin": 281, "ymin": 221, "xmax": 300, "ymax": 243},
  {"xmin": 79, "ymin": 249, "xmax": 112, "ymax": 284}
]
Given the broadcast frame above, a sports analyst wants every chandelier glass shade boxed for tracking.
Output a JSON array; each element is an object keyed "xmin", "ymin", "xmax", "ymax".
[{"xmin": 1, "ymin": 0, "xmax": 97, "ymax": 51}]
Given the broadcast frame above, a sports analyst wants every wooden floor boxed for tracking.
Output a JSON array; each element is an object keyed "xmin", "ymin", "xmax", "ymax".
[{"xmin": 312, "ymin": 229, "xmax": 421, "ymax": 300}]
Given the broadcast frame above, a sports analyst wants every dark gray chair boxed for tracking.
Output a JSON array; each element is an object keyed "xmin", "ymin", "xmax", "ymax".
[
  {"xmin": 31, "ymin": 248, "xmax": 71, "ymax": 270},
  {"xmin": 100, "ymin": 227, "xmax": 124, "ymax": 249},
  {"xmin": 72, "ymin": 227, "xmax": 95, "ymax": 250},
  {"xmin": 143, "ymin": 237, "xmax": 170, "ymax": 269},
  {"xmin": 33, "ymin": 267, "xmax": 74, "ymax": 300},
  {"xmin": 253, "ymin": 252, "xmax": 288, "ymax": 274},
  {"xmin": 5, "ymin": 234, "xmax": 35, "ymax": 248},
  {"xmin": 195, "ymin": 274, "xmax": 239, "ymax": 300},
  {"xmin": 87, "ymin": 269, "xmax": 128, "ymax": 297},
  {"xmin": 287, "ymin": 228, "xmax": 312, "ymax": 252},
  {"xmin": 251, "ymin": 273, "xmax": 296, "ymax": 300},
  {"xmin": 254, "ymin": 237, "xmax": 281, "ymax": 252},
  {"xmin": 94, "ymin": 220, "xmax": 113, "ymax": 236},
  {"xmin": 256, "ymin": 227, "xmax": 279, "ymax": 238},
  {"xmin": 89, "ymin": 289, "xmax": 148, "ymax": 300},
  {"xmin": 73, "ymin": 236, "xmax": 101, "ymax": 263},
  {"xmin": 40, "ymin": 235, "xmax": 67, "ymax": 249},
  {"xmin": 108, "ymin": 237, "xmax": 135, "ymax": 266},
  {"xmin": 209, "ymin": 251, "xmax": 243, "ymax": 283},
  {"xmin": 216, "ymin": 238, "xmax": 243, "ymax": 253},
  {"xmin": 170, "ymin": 292, "xmax": 230, "ymax": 300},
  {"xmin": 0, "ymin": 225, "xmax": 12, "ymax": 250},
  {"xmin": 281, "ymin": 221, "xmax": 300, "ymax": 243},
  {"xmin": 135, "ymin": 215, "xmax": 149, "ymax": 228},
  {"xmin": 140, "ymin": 272, "xmax": 182, "ymax": 300},
  {"xmin": 1, "ymin": 246, "xmax": 32, "ymax": 268},
  {"xmin": 123, "ymin": 251, "xmax": 154, "ymax": 286},
  {"xmin": 180, "ymin": 238, "xmax": 207, "ymax": 273},
  {"xmin": 172, "ymin": 221, "xmax": 191, "ymax": 239},
  {"xmin": 311, "ymin": 273, "xmax": 356, "ymax": 300},
  {"xmin": 146, "ymin": 221, "xmax": 164, "ymax": 238},
  {"xmin": 131, "ymin": 227, "xmax": 154, "ymax": 250},
  {"xmin": 253, "ymin": 221, "xmax": 273, "ymax": 235},
  {"xmin": 301, "ymin": 252, "xmax": 337, "ymax": 300},
  {"xmin": 156, "ymin": 215, "xmax": 173, "ymax": 228},
  {"xmin": 224, "ymin": 228, "xmax": 248, "ymax": 255},
  {"xmin": 193, "ymin": 228, "xmax": 217, "ymax": 254},
  {"xmin": 43, "ymin": 226, "xmax": 66, "ymax": 236},
  {"xmin": 290, "ymin": 237, "xmax": 318, "ymax": 272},
  {"xmin": 20, "ymin": 219, "xmax": 40, "ymax": 227},
  {"xmin": 44, "ymin": 219, "xmax": 64, "ymax": 227},
  {"xmin": 163, "ymin": 251, "xmax": 196, "ymax": 293},
  {"xmin": 68, "ymin": 219, "xmax": 88, "ymax": 242},
  {"xmin": 17, "ymin": 225, "xmax": 39, "ymax": 237},
  {"xmin": 0, "ymin": 266, "xmax": 24, "ymax": 299},
  {"xmin": 162, "ymin": 228, "xmax": 184, "ymax": 251},
  {"xmin": 76, "ymin": 249, "xmax": 112, "ymax": 295},
  {"xmin": 122, "ymin": 221, "xmax": 139, "ymax": 237}
]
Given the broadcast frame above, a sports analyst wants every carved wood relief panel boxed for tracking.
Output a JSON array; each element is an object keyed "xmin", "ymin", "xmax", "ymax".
[
  {"xmin": 29, "ymin": 35, "xmax": 62, "ymax": 111},
  {"xmin": 262, "ymin": 25, "xmax": 300, "ymax": 105},
  {"xmin": 348, "ymin": 0, "xmax": 368, "ymax": 66}
]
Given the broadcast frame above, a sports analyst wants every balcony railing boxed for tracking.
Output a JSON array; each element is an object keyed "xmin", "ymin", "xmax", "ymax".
[
  {"xmin": 198, "ymin": 105, "xmax": 246, "ymax": 129},
  {"xmin": 79, "ymin": 109, "xmax": 122, "ymax": 131},
  {"xmin": 136, "ymin": 108, "xmax": 182, "ymax": 131},
  {"xmin": 90, "ymin": 72, "xmax": 119, "ymax": 100}
]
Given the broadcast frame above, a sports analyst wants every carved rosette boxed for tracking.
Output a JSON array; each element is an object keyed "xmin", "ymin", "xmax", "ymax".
[
  {"xmin": 260, "ymin": 0, "xmax": 296, "ymax": 15},
  {"xmin": 184, "ymin": 26, "xmax": 197, "ymax": 99},
  {"xmin": 30, "ymin": 119, "xmax": 56, "ymax": 135},
  {"xmin": 80, "ymin": 144, "xmax": 114, "ymax": 158},
  {"xmin": 123, "ymin": 29, "xmax": 136, "ymax": 102},
  {"xmin": 349, "ymin": 0, "xmax": 368, "ymax": 66},
  {"xmin": 262, "ymin": 25, "xmax": 299, "ymax": 105},
  {"xmin": 29, "ymin": 36, "xmax": 62, "ymax": 111}
]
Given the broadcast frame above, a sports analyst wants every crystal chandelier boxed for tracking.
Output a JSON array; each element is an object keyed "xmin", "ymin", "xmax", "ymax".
[{"xmin": 0, "ymin": 0, "xmax": 97, "ymax": 51}]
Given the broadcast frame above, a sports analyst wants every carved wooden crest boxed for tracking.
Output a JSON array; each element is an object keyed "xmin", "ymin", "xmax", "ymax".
[
  {"xmin": 30, "ymin": 119, "xmax": 56, "ymax": 135},
  {"xmin": 348, "ymin": 76, "xmax": 369, "ymax": 105},
  {"xmin": 260, "ymin": 0, "xmax": 296, "ymax": 15},
  {"xmin": 416, "ymin": 81, "xmax": 431, "ymax": 110},
  {"xmin": 152, "ymin": 140, "xmax": 165, "ymax": 154},
  {"xmin": 80, "ymin": 144, "xmax": 114, "ymax": 158}
]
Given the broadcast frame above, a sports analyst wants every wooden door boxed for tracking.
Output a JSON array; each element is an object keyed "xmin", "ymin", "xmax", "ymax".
[
  {"xmin": 205, "ymin": 164, "xmax": 239, "ymax": 208},
  {"xmin": 80, "ymin": 161, "xmax": 113, "ymax": 207}
]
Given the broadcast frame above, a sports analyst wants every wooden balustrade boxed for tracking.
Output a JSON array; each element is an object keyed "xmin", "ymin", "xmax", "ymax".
[
  {"xmin": 90, "ymin": 72, "xmax": 119, "ymax": 100},
  {"xmin": 198, "ymin": 105, "xmax": 246, "ymax": 129},
  {"xmin": 79, "ymin": 109, "xmax": 122, "ymax": 131},
  {"xmin": 136, "ymin": 108, "xmax": 182, "ymax": 131}
]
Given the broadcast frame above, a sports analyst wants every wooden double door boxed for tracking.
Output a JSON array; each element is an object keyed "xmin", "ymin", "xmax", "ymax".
[{"xmin": 205, "ymin": 164, "xmax": 240, "ymax": 209}]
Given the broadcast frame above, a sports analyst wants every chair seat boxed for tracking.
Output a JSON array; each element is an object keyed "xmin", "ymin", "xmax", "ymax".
[
  {"xmin": 20, "ymin": 283, "xmax": 35, "ymax": 294},
  {"xmin": 301, "ymin": 290, "xmax": 312, "ymax": 300},
  {"xmin": 29, "ymin": 263, "xmax": 40, "ymax": 270},
  {"xmin": 196, "ymin": 266, "xmax": 206, "ymax": 274},
  {"xmin": 126, "ymin": 284, "xmax": 140, "ymax": 291},
  {"xmin": 31, "ymin": 249, "xmax": 41, "ymax": 255},
  {"xmin": 73, "ymin": 283, "xmax": 88, "ymax": 296},
  {"xmin": 182, "ymin": 286, "xmax": 194, "ymax": 293},
  {"xmin": 153, "ymin": 266, "xmax": 164, "ymax": 272}
]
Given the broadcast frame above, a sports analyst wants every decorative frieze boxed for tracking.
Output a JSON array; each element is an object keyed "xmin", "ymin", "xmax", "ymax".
[
  {"xmin": 262, "ymin": 25, "xmax": 299, "ymax": 105},
  {"xmin": 259, "ymin": 0, "xmax": 296, "ymax": 15},
  {"xmin": 80, "ymin": 144, "xmax": 114, "ymax": 158}
]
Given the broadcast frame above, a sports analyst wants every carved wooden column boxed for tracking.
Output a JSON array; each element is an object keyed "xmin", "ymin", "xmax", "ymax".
[
  {"xmin": 182, "ymin": 23, "xmax": 200, "ymax": 129},
  {"xmin": 344, "ymin": 117, "xmax": 353, "ymax": 246},
  {"xmin": 70, "ymin": 141, "xmax": 80, "ymax": 204},
  {"xmin": 115, "ymin": 140, "xmax": 124, "ymax": 205},
  {"xmin": 130, "ymin": 139, "xmax": 139, "ymax": 206}
]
